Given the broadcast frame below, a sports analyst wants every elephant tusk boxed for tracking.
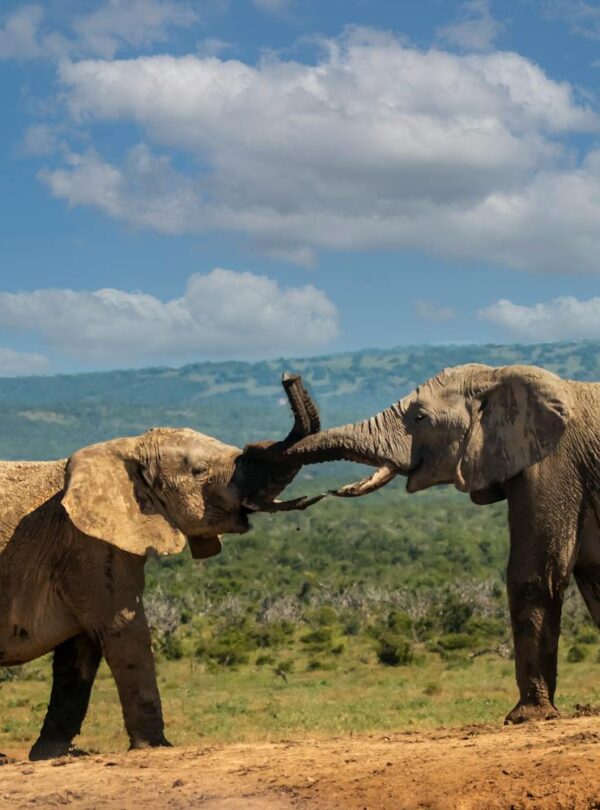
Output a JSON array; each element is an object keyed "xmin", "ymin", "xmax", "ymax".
[
  {"xmin": 242, "ymin": 493, "xmax": 327, "ymax": 512},
  {"xmin": 329, "ymin": 463, "xmax": 398, "ymax": 498}
]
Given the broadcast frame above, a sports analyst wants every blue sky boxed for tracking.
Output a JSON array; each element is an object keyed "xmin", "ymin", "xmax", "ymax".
[{"xmin": 2, "ymin": 0, "xmax": 600, "ymax": 374}]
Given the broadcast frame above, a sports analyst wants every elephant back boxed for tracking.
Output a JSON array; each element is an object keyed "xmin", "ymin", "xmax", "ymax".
[{"xmin": 0, "ymin": 460, "xmax": 66, "ymax": 553}]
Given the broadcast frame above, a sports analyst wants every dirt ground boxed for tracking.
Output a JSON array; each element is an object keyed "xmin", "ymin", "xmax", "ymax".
[{"xmin": 1, "ymin": 715, "xmax": 600, "ymax": 809}]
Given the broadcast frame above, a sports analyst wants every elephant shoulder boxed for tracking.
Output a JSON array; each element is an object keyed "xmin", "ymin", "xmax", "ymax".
[{"xmin": 0, "ymin": 461, "xmax": 66, "ymax": 551}]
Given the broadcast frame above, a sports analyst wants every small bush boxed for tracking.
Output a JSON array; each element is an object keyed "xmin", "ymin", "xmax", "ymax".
[
  {"xmin": 255, "ymin": 654, "xmax": 276, "ymax": 666},
  {"xmin": 300, "ymin": 628, "xmax": 333, "ymax": 648},
  {"xmin": 308, "ymin": 606, "xmax": 338, "ymax": 627},
  {"xmin": 567, "ymin": 644, "xmax": 587, "ymax": 663},
  {"xmin": 439, "ymin": 595, "xmax": 474, "ymax": 634},
  {"xmin": 376, "ymin": 634, "xmax": 414, "ymax": 667},
  {"xmin": 341, "ymin": 613, "xmax": 361, "ymax": 637},
  {"xmin": 434, "ymin": 633, "xmax": 473, "ymax": 652},
  {"xmin": 387, "ymin": 610, "xmax": 413, "ymax": 634}
]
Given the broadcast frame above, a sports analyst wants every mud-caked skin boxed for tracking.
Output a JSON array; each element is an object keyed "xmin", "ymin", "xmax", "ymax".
[
  {"xmin": 0, "ymin": 375, "xmax": 323, "ymax": 760},
  {"xmin": 285, "ymin": 364, "xmax": 600, "ymax": 723}
]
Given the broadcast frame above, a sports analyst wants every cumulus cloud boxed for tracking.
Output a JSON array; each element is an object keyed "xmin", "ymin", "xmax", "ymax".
[
  {"xmin": 478, "ymin": 296, "xmax": 600, "ymax": 340},
  {"xmin": 38, "ymin": 29, "xmax": 600, "ymax": 272},
  {"xmin": 0, "ymin": 0, "xmax": 198, "ymax": 61},
  {"xmin": 437, "ymin": 0, "xmax": 503, "ymax": 51},
  {"xmin": 71, "ymin": 0, "xmax": 198, "ymax": 59},
  {"xmin": 0, "ymin": 347, "xmax": 49, "ymax": 376},
  {"xmin": 0, "ymin": 270, "xmax": 339, "ymax": 366},
  {"xmin": 414, "ymin": 301, "xmax": 456, "ymax": 322}
]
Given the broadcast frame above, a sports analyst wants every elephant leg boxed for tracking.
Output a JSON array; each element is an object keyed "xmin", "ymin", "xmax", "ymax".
[
  {"xmin": 574, "ymin": 569, "xmax": 600, "ymax": 627},
  {"xmin": 29, "ymin": 634, "xmax": 101, "ymax": 761},
  {"xmin": 99, "ymin": 605, "xmax": 171, "ymax": 750},
  {"xmin": 504, "ymin": 534, "xmax": 578, "ymax": 725}
]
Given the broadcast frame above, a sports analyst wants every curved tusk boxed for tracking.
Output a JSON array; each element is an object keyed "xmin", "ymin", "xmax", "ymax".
[
  {"xmin": 329, "ymin": 463, "xmax": 398, "ymax": 498},
  {"xmin": 242, "ymin": 493, "xmax": 327, "ymax": 512}
]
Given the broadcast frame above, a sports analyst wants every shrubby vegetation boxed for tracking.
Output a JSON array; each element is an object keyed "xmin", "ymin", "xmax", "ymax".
[{"xmin": 139, "ymin": 484, "xmax": 596, "ymax": 673}]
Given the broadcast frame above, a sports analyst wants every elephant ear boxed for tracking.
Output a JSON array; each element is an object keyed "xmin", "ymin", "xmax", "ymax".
[
  {"xmin": 62, "ymin": 438, "xmax": 186, "ymax": 557},
  {"xmin": 455, "ymin": 366, "xmax": 571, "ymax": 493}
]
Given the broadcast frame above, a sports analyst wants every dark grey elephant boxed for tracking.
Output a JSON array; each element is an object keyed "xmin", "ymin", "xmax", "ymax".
[
  {"xmin": 284, "ymin": 363, "xmax": 598, "ymax": 724},
  {"xmin": 0, "ymin": 374, "xmax": 323, "ymax": 760}
]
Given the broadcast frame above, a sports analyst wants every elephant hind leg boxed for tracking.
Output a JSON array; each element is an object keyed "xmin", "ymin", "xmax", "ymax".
[
  {"xmin": 573, "ymin": 568, "xmax": 600, "ymax": 628},
  {"xmin": 29, "ymin": 634, "xmax": 101, "ymax": 761}
]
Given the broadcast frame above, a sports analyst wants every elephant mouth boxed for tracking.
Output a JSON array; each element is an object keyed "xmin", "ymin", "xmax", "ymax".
[{"xmin": 406, "ymin": 457, "xmax": 424, "ymax": 492}]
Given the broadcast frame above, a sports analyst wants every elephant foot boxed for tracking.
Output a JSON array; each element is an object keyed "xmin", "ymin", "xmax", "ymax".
[
  {"xmin": 128, "ymin": 735, "xmax": 173, "ymax": 751},
  {"xmin": 504, "ymin": 700, "xmax": 560, "ymax": 725},
  {"xmin": 29, "ymin": 737, "xmax": 72, "ymax": 761}
]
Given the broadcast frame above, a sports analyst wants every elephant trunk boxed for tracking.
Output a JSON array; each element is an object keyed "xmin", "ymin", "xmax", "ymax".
[
  {"xmin": 233, "ymin": 373, "xmax": 326, "ymax": 511},
  {"xmin": 282, "ymin": 397, "xmax": 414, "ymax": 498}
]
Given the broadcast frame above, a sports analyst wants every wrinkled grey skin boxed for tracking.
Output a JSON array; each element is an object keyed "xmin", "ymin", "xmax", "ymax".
[
  {"xmin": 0, "ymin": 374, "xmax": 322, "ymax": 760},
  {"xmin": 284, "ymin": 363, "xmax": 600, "ymax": 724}
]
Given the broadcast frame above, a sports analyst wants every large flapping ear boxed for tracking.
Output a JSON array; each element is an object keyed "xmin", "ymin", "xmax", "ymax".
[
  {"xmin": 62, "ymin": 438, "xmax": 186, "ymax": 557},
  {"xmin": 455, "ymin": 366, "xmax": 571, "ymax": 493}
]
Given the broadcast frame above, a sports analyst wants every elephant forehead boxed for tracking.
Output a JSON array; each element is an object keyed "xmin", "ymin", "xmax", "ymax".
[
  {"xmin": 420, "ymin": 364, "xmax": 495, "ymax": 396},
  {"xmin": 152, "ymin": 429, "xmax": 241, "ymax": 467}
]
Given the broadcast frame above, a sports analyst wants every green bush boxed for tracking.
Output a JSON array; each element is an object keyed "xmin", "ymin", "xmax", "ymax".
[
  {"xmin": 341, "ymin": 613, "xmax": 362, "ymax": 637},
  {"xmin": 387, "ymin": 610, "xmax": 413, "ymax": 634},
  {"xmin": 439, "ymin": 595, "xmax": 474, "ymax": 634},
  {"xmin": 308, "ymin": 606, "xmax": 338, "ymax": 626},
  {"xmin": 300, "ymin": 628, "xmax": 333, "ymax": 648},
  {"xmin": 567, "ymin": 644, "xmax": 587, "ymax": 663},
  {"xmin": 255, "ymin": 654, "xmax": 276, "ymax": 666},
  {"xmin": 433, "ymin": 633, "xmax": 473, "ymax": 652},
  {"xmin": 376, "ymin": 633, "xmax": 414, "ymax": 667}
]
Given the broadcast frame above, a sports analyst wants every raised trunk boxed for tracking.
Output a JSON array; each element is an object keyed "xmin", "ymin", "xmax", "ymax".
[
  {"xmin": 233, "ymin": 373, "xmax": 326, "ymax": 510},
  {"xmin": 282, "ymin": 397, "xmax": 414, "ymax": 498},
  {"xmin": 284, "ymin": 400, "xmax": 411, "ymax": 469}
]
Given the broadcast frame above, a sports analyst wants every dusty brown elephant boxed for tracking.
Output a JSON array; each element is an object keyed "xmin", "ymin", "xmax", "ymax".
[
  {"xmin": 283, "ymin": 363, "xmax": 600, "ymax": 725},
  {"xmin": 0, "ymin": 374, "xmax": 323, "ymax": 760}
]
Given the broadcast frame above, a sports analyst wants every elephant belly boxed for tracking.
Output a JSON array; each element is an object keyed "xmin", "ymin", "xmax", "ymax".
[
  {"xmin": 0, "ymin": 587, "xmax": 81, "ymax": 666},
  {"xmin": 576, "ymin": 506, "xmax": 600, "ymax": 570}
]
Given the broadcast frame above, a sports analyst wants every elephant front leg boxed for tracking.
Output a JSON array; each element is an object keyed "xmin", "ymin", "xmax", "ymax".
[
  {"xmin": 100, "ymin": 606, "xmax": 171, "ymax": 750},
  {"xmin": 29, "ymin": 634, "xmax": 102, "ymax": 761},
  {"xmin": 504, "ymin": 576, "xmax": 564, "ymax": 724}
]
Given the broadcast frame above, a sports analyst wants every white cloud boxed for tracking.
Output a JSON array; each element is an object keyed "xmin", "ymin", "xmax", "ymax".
[
  {"xmin": 0, "ymin": 270, "xmax": 339, "ymax": 365},
  {"xmin": 542, "ymin": 1, "xmax": 600, "ymax": 41},
  {"xmin": 0, "ymin": 0, "xmax": 198, "ymax": 61},
  {"xmin": 0, "ymin": 347, "xmax": 49, "ymax": 376},
  {"xmin": 414, "ymin": 301, "xmax": 456, "ymax": 322},
  {"xmin": 40, "ymin": 29, "xmax": 600, "ymax": 272},
  {"xmin": 21, "ymin": 124, "xmax": 65, "ymax": 156},
  {"xmin": 0, "ymin": 4, "xmax": 42, "ymax": 58},
  {"xmin": 478, "ymin": 296, "xmax": 600, "ymax": 340},
  {"xmin": 72, "ymin": 0, "xmax": 199, "ymax": 59},
  {"xmin": 437, "ymin": 0, "xmax": 503, "ymax": 51}
]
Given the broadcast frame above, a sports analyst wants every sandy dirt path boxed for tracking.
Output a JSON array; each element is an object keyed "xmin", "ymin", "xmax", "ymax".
[{"xmin": 1, "ymin": 715, "xmax": 600, "ymax": 809}]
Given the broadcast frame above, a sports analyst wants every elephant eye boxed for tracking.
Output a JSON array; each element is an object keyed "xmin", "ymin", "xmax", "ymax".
[
  {"xmin": 414, "ymin": 413, "xmax": 427, "ymax": 422},
  {"xmin": 191, "ymin": 466, "xmax": 206, "ymax": 477}
]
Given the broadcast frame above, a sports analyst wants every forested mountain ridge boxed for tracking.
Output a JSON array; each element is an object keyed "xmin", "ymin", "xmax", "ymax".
[{"xmin": 1, "ymin": 340, "xmax": 599, "ymax": 460}]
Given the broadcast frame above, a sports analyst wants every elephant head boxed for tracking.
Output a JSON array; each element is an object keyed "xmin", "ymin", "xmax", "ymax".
[
  {"xmin": 62, "ymin": 374, "xmax": 324, "ymax": 559},
  {"xmin": 281, "ymin": 364, "xmax": 572, "ymax": 502}
]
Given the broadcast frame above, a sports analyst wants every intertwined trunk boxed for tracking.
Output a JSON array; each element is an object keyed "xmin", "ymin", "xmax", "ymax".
[{"xmin": 281, "ymin": 395, "xmax": 415, "ymax": 497}]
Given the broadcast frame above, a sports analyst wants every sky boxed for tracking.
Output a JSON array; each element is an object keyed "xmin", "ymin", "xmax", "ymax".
[{"xmin": 3, "ymin": 0, "xmax": 600, "ymax": 374}]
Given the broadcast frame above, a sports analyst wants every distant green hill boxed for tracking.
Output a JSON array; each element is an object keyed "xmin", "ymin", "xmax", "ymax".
[{"xmin": 1, "ymin": 341, "xmax": 600, "ymax": 460}]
